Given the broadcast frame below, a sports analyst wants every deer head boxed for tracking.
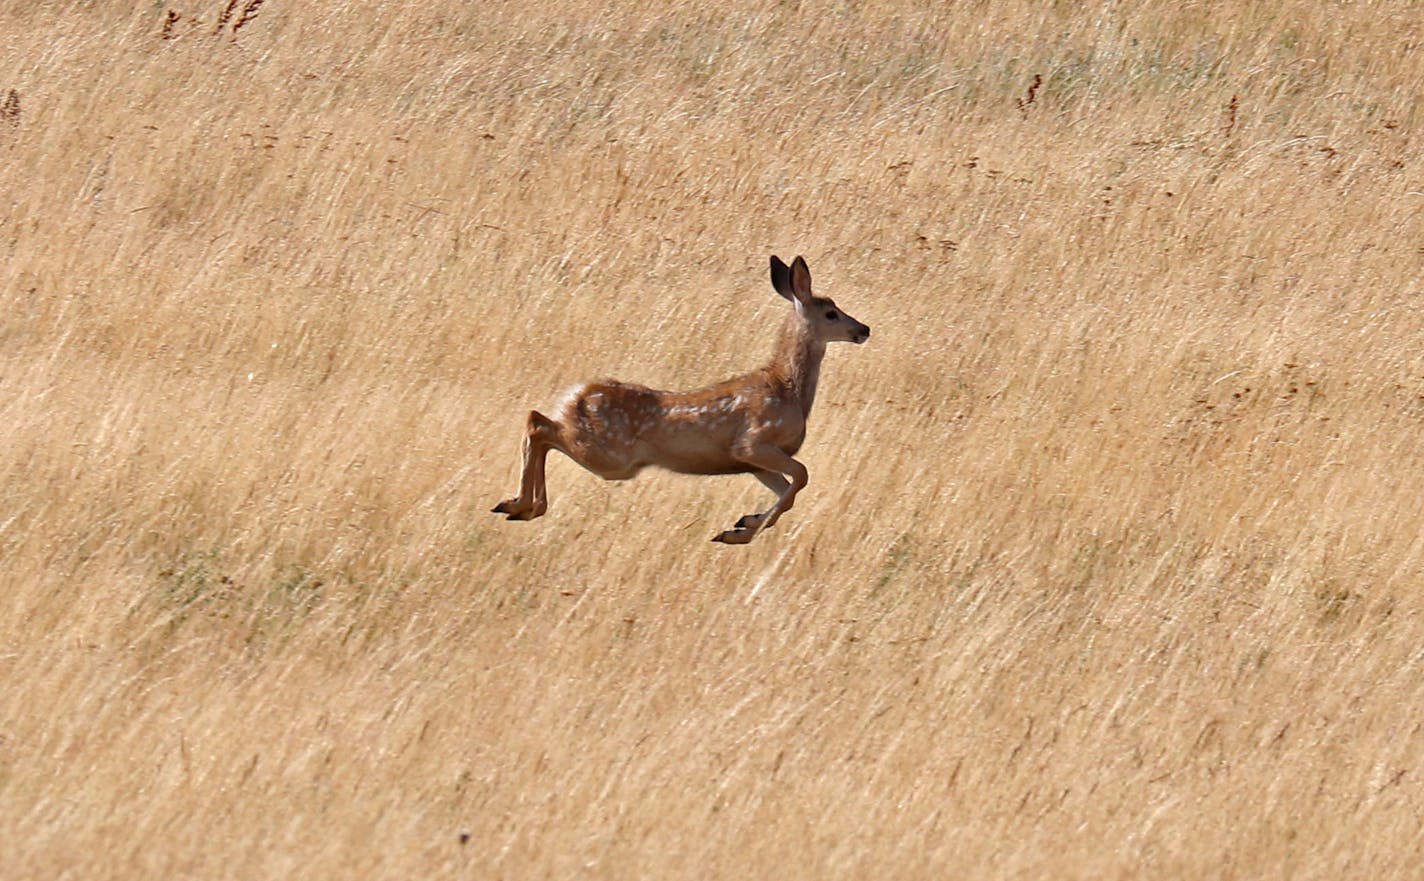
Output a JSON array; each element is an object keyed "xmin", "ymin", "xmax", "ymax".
[{"xmin": 770, "ymin": 255, "xmax": 870, "ymax": 345}]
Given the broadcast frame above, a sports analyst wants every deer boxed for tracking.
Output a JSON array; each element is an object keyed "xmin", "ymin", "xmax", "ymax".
[{"xmin": 492, "ymin": 255, "xmax": 870, "ymax": 544}]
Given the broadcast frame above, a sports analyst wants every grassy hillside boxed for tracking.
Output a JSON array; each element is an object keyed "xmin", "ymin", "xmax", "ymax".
[{"xmin": 3, "ymin": 1, "xmax": 1423, "ymax": 877}]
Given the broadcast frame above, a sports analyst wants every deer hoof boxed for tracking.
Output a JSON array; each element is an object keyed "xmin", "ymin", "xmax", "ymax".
[
  {"xmin": 712, "ymin": 527, "xmax": 756, "ymax": 545},
  {"xmin": 494, "ymin": 499, "xmax": 544, "ymax": 520}
]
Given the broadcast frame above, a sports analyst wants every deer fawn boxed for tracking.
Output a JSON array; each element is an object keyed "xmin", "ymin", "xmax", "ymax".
[{"xmin": 492, "ymin": 255, "xmax": 870, "ymax": 544}]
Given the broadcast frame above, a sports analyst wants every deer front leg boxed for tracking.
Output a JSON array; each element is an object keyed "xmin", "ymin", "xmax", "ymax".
[
  {"xmin": 492, "ymin": 410, "xmax": 559, "ymax": 520},
  {"xmin": 712, "ymin": 447, "xmax": 807, "ymax": 544},
  {"xmin": 731, "ymin": 470, "xmax": 790, "ymax": 531}
]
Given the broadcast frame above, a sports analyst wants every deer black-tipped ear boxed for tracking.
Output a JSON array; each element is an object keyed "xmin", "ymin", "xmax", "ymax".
[
  {"xmin": 770, "ymin": 255, "xmax": 793, "ymax": 300},
  {"xmin": 789, "ymin": 256, "xmax": 812, "ymax": 303}
]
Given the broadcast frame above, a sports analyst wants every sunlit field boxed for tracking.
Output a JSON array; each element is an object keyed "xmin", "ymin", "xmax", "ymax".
[{"xmin": 3, "ymin": 1, "xmax": 1423, "ymax": 877}]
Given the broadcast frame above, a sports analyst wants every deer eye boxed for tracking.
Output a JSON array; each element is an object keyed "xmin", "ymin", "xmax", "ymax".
[{"xmin": 825, "ymin": 310, "xmax": 839, "ymax": 320}]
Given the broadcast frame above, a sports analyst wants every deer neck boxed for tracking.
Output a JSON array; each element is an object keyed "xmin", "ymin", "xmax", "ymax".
[{"xmin": 769, "ymin": 312, "xmax": 826, "ymax": 419}]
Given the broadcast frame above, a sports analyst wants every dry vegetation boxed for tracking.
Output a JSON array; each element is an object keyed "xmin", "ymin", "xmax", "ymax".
[{"xmin": 3, "ymin": 0, "xmax": 1424, "ymax": 877}]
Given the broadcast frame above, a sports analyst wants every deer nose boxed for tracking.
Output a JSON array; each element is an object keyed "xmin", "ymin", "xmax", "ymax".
[{"xmin": 856, "ymin": 324, "xmax": 871, "ymax": 343}]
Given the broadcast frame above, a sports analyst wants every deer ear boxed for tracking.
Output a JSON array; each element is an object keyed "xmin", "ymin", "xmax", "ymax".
[
  {"xmin": 770, "ymin": 256, "xmax": 793, "ymax": 301},
  {"xmin": 789, "ymin": 256, "xmax": 812, "ymax": 303}
]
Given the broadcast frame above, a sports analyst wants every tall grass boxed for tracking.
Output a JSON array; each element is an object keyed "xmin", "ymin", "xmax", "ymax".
[{"xmin": 3, "ymin": 1, "xmax": 1423, "ymax": 877}]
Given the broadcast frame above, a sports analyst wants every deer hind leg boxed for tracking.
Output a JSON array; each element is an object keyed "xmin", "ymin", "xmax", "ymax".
[
  {"xmin": 713, "ymin": 446, "xmax": 808, "ymax": 544},
  {"xmin": 492, "ymin": 410, "xmax": 562, "ymax": 520}
]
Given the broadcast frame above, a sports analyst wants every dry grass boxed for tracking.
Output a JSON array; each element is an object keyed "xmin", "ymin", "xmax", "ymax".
[{"xmin": 3, "ymin": 1, "xmax": 1424, "ymax": 877}]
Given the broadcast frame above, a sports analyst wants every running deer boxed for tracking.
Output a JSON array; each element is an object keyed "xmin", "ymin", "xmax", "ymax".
[{"xmin": 492, "ymin": 255, "xmax": 870, "ymax": 544}]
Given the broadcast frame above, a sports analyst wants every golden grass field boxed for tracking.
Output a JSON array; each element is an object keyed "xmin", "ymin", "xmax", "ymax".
[{"xmin": 3, "ymin": 1, "xmax": 1424, "ymax": 877}]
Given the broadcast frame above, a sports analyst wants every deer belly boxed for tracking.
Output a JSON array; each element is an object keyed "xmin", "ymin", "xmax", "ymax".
[{"xmin": 641, "ymin": 433, "xmax": 751, "ymax": 476}]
